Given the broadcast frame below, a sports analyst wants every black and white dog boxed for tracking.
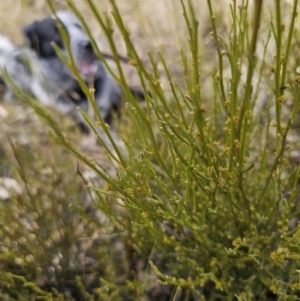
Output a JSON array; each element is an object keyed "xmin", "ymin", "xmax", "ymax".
[{"xmin": 0, "ymin": 11, "xmax": 141, "ymax": 131}]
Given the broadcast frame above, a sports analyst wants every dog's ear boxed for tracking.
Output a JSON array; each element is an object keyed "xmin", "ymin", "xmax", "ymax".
[{"xmin": 23, "ymin": 22, "xmax": 39, "ymax": 51}]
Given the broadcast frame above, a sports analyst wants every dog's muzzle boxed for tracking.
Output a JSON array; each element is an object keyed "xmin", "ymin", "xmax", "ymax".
[{"xmin": 78, "ymin": 61, "xmax": 98, "ymax": 76}]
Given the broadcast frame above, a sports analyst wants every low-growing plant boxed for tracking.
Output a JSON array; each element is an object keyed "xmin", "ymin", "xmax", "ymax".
[{"xmin": 2, "ymin": 0, "xmax": 300, "ymax": 300}]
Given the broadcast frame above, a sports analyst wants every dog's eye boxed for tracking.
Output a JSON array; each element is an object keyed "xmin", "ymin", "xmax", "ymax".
[
  {"xmin": 53, "ymin": 28, "xmax": 60, "ymax": 39},
  {"xmin": 54, "ymin": 25, "xmax": 59, "ymax": 32}
]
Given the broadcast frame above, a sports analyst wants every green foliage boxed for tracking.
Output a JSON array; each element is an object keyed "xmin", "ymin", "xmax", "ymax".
[{"xmin": 2, "ymin": 0, "xmax": 300, "ymax": 300}]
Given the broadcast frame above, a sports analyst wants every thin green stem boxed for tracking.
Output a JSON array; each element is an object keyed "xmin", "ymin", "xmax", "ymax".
[
  {"xmin": 274, "ymin": 0, "xmax": 282, "ymax": 143},
  {"xmin": 257, "ymin": 118, "xmax": 291, "ymax": 206},
  {"xmin": 281, "ymin": 0, "xmax": 299, "ymax": 85},
  {"xmin": 236, "ymin": 0, "xmax": 263, "ymax": 173},
  {"xmin": 206, "ymin": 0, "xmax": 227, "ymax": 108}
]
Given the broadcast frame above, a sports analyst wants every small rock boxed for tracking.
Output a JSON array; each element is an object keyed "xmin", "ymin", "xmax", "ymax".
[
  {"xmin": 290, "ymin": 150, "xmax": 300, "ymax": 165},
  {"xmin": 0, "ymin": 177, "xmax": 23, "ymax": 200},
  {"xmin": 0, "ymin": 105, "xmax": 8, "ymax": 118}
]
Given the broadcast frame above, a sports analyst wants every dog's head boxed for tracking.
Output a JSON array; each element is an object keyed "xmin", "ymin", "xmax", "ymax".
[{"xmin": 23, "ymin": 11, "xmax": 100, "ymax": 79}]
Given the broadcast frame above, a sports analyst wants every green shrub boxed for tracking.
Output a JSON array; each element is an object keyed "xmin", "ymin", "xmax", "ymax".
[{"xmin": 2, "ymin": 0, "xmax": 300, "ymax": 300}]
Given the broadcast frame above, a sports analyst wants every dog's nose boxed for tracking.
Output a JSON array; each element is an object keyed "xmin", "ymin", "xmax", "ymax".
[{"xmin": 81, "ymin": 40, "xmax": 93, "ymax": 52}]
